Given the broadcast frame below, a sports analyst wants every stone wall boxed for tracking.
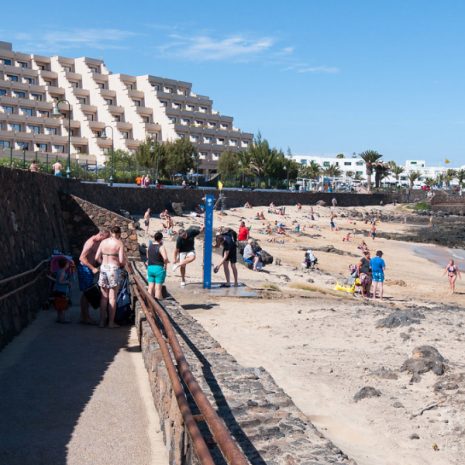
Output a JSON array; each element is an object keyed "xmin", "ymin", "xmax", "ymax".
[
  {"xmin": 65, "ymin": 183, "xmax": 393, "ymax": 215},
  {"xmin": 59, "ymin": 194, "xmax": 140, "ymax": 261},
  {"xmin": 0, "ymin": 168, "xmax": 69, "ymax": 349},
  {"xmin": 135, "ymin": 293, "xmax": 354, "ymax": 465}
]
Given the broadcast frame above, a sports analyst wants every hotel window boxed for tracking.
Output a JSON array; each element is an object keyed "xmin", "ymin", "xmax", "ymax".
[
  {"xmin": 38, "ymin": 110, "xmax": 49, "ymax": 117},
  {"xmin": 21, "ymin": 107, "xmax": 33, "ymax": 117},
  {"xmin": 53, "ymin": 145, "xmax": 64, "ymax": 152},
  {"xmin": 220, "ymin": 123, "xmax": 228, "ymax": 130},
  {"xmin": 2, "ymin": 106, "xmax": 14, "ymax": 114},
  {"xmin": 241, "ymin": 140, "xmax": 249, "ymax": 147},
  {"xmin": 18, "ymin": 61, "xmax": 28, "ymax": 68},
  {"xmin": 229, "ymin": 140, "xmax": 237, "ymax": 146},
  {"xmin": 344, "ymin": 161, "xmax": 352, "ymax": 166},
  {"xmin": 356, "ymin": 161, "xmax": 364, "ymax": 166},
  {"xmin": 23, "ymin": 77, "xmax": 35, "ymax": 85},
  {"xmin": 169, "ymin": 117, "xmax": 176, "ymax": 124},
  {"xmin": 31, "ymin": 93, "xmax": 43, "ymax": 101},
  {"xmin": 122, "ymin": 131, "xmax": 129, "ymax": 139},
  {"xmin": 208, "ymin": 122, "xmax": 216, "ymax": 128},
  {"xmin": 36, "ymin": 143, "xmax": 47, "ymax": 151},
  {"xmin": 186, "ymin": 104, "xmax": 194, "ymax": 111},
  {"xmin": 78, "ymin": 97, "xmax": 87, "ymax": 104},
  {"xmin": 17, "ymin": 141, "xmax": 29, "ymax": 150},
  {"xmin": 45, "ymin": 127, "xmax": 57, "ymax": 135},
  {"xmin": 14, "ymin": 91, "xmax": 26, "ymax": 98},
  {"xmin": 7, "ymin": 74, "xmax": 18, "ymax": 82},
  {"xmin": 195, "ymin": 120, "xmax": 203, "ymax": 126},
  {"xmin": 152, "ymin": 84, "xmax": 159, "ymax": 91},
  {"xmin": 98, "ymin": 82, "xmax": 105, "ymax": 89},
  {"xmin": 28, "ymin": 125, "xmax": 40, "ymax": 134},
  {"xmin": 190, "ymin": 135, "xmax": 198, "ymax": 142},
  {"xmin": 1, "ymin": 58, "xmax": 12, "ymax": 65},
  {"xmin": 114, "ymin": 115, "xmax": 121, "ymax": 122},
  {"xmin": 163, "ymin": 87, "xmax": 172, "ymax": 93},
  {"xmin": 199, "ymin": 106, "xmax": 207, "ymax": 113},
  {"xmin": 217, "ymin": 138, "xmax": 224, "ymax": 145},
  {"xmin": 105, "ymin": 98, "xmax": 113, "ymax": 105},
  {"xmin": 0, "ymin": 89, "xmax": 6, "ymax": 96},
  {"xmin": 133, "ymin": 100, "xmax": 141, "ymax": 106},
  {"xmin": 180, "ymin": 118, "xmax": 189, "ymax": 125},
  {"xmin": 172, "ymin": 102, "xmax": 181, "ymax": 109},
  {"xmin": 356, "ymin": 171, "xmax": 363, "ymax": 175},
  {"xmin": 0, "ymin": 140, "xmax": 11, "ymax": 148},
  {"xmin": 204, "ymin": 136, "xmax": 212, "ymax": 144},
  {"xmin": 323, "ymin": 161, "xmax": 330, "ymax": 167}
]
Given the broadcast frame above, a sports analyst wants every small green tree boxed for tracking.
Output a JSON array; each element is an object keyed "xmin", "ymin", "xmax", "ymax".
[
  {"xmin": 336, "ymin": 153, "xmax": 345, "ymax": 159},
  {"xmin": 456, "ymin": 169, "xmax": 465, "ymax": 187},
  {"xmin": 135, "ymin": 139, "xmax": 156, "ymax": 168},
  {"xmin": 218, "ymin": 151, "xmax": 240, "ymax": 180},
  {"xmin": 162, "ymin": 138, "xmax": 197, "ymax": 179}
]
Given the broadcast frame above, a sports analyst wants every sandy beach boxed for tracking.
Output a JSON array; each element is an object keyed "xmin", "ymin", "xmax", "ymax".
[{"xmin": 140, "ymin": 202, "xmax": 465, "ymax": 465}]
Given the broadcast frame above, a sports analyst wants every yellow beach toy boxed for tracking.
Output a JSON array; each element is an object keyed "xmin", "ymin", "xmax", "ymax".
[{"xmin": 334, "ymin": 278, "xmax": 361, "ymax": 294}]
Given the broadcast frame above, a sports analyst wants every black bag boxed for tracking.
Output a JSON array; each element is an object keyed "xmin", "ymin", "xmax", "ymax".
[
  {"xmin": 257, "ymin": 249, "xmax": 273, "ymax": 265},
  {"xmin": 115, "ymin": 275, "xmax": 134, "ymax": 325},
  {"xmin": 84, "ymin": 284, "xmax": 101, "ymax": 309}
]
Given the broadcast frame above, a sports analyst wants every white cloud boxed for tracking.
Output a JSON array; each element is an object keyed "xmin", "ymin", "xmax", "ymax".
[
  {"xmin": 284, "ymin": 63, "xmax": 340, "ymax": 74},
  {"xmin": 158, "ymin": 34, "xmax": 274, "ymax": 62},
  {"xmin": 13, "ymin": 28, "xmax": 138, "ymax": 52}
]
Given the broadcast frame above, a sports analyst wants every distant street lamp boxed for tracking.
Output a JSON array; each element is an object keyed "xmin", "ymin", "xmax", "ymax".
[
  {"xmin": 99, "ymin": 126, "xmax": 115, "ymax": 186},
  {"xmin": 150, "ymin": 132, "xmax": 160, "ymax": 183},
  {"xmin": 283, "ymin": 164, "xmax": 289, "ymax": 190},
  {"xmin": 52, "ymin": 99, "xmax": 72, "ymax": 178}
]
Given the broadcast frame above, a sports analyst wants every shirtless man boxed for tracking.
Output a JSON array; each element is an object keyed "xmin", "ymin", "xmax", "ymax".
[
  {"xmin": 95, "ymin": 226, "xmax": 126, "ymax": 328},
  {"xmin": 143, "ymin": 208, "xmax": 151, "ymax": 237},
  {"xmin": 78, "ymin": 230, "xmax": 110, "ymax": 323},
  {"xmin": 52, "ymin": 160, "xmax": 63, "ymax": 176},
  {"xmin": 29, "ymin": 160, "xmax": 39, "ymax": 172}
]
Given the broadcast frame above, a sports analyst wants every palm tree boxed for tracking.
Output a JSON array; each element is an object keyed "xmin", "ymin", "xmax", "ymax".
[
  {"xmin": 359, "ymin": 150, "xmax": 383, "ymax": 192},
  {"xmin": 456, "ymin": 169, "xmax": 465, "ymax": 192},
  {"xmin": 408, "ymin": 171, "xmax": 421, "ymax": 189},
  {"xmin": 391, "ymin": 165, "xmax": 405, "ymax": 186},
  {"xmin": 424, "ymin": 177, "xmax": 435, "ymax": 187},
  {"xmin": 435, "ymin": 173, "xmax": 445, "ymax": 189},
  {"xmin": 445, "ymin": 169, "xmax": 457, "ymax": 188},
  {"xmin": 323, "ymin": 163, "xmax": 342, "ymax": 178},
  {"xmin": 374, "ymin": 163, "xmax": 390, "ymax": 188}
]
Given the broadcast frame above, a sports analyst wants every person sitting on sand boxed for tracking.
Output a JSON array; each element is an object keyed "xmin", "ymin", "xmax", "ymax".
[
  {"xmin": 296, "ymin": 203, "xmax": 302, "ymax": 211},
  {"xmin": 358, "ymin": 240, "xmax": 369, "ymax": 253},
  {"xmin": 443, "ymin": 259, "xmax": 461, "ymax": 294},
  {"xmin": 244, "ymin": 201, "xmax": 252, "ymax": 208},
  {"xmin": 302, "ymin": 249, "xmax": 318, "ymax": 269},
  {"xmin": 265, "ymin": 223, "xmax": 273, "ymax": 235},
  {"xmin": 160, "ymin": 209, "xmax": 174, "ymax": 232},
  {"xmin": 243, "ymin": 239, "xmax": 260, "ymax": 271},
  {"xmin": 342, "ymin": 232, "xmax": 352, "ymax": 242},
  {"xmin": 294, "ymin": 223, "xmax": 301, "ymax": 233},
  {"xmin": 259, "ymin": 211, "xmax": 266, "ymax": 220},
  {"xmin": 238, "ymin": 221, "xmax": 250, "ymax": 242}
]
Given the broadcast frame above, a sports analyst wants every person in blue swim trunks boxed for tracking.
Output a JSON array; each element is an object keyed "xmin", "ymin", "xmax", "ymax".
[
  {"xmin": 146, "ymin": 231, "xmax": 169, "ymax": 299},
  {"xmin": 370, "ymin": 250, "xmax": 386, "ymax": 300}
]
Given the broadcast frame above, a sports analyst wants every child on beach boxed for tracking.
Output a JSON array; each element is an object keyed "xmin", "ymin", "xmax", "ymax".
[
  {"xmin": 52, "ymin": 257, "xmax": 71, "ymax": 323},
  {"xmin": 443, "ymin": 259, "xmax": 461, "ymax": 294}
]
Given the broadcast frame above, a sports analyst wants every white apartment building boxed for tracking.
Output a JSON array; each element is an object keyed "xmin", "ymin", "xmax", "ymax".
[
  {"xmin": 294, "ymin": 154, "xmax": 464, "ymax": 186},
  {"xmin": 0, "ymin": 41, "xmax": 253, "ymax": 172}
]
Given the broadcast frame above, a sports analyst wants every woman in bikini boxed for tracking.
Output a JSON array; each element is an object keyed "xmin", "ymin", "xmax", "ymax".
[
  {"xmin": 443, "ymin": 259, "xmax": 461, "ymax": 294},
  {"xmin": 95, "ymin": 226, "xmax": 126, "ymax": 328}
]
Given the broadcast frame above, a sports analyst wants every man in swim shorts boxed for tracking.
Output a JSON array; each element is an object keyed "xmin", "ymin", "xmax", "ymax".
[
  {"xmin": 78, "ymin": 230, "xmax": 110, "ymax": 323},
  {"xmin": 370, "ymin": 250, "xmax": 386, "ymax": 299}
]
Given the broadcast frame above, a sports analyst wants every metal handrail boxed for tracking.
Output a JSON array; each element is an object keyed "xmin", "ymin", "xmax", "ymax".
[
  {"xmin": 132, "ymin": 284, "xmax": 215, "ymax": 465},
  {"xmin": 129, "ymin": 261, "xmax": 249, "ymax": 465},
  {"xmin": 0, "ymin": 269, "xmax": 47, "ymax": 302},
  {"xmin": 0, "ymin": 258, "xmax": 49, "ymax": 286}
]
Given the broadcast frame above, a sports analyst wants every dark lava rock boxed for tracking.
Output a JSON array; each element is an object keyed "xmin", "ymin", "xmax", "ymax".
[
  {"xmin": 393, "ymin": 401, "xmax": 404, "ymax": 408},
  {"xmin": 376, "ymin": 310, "xmax": 425, "ymax": 329},
  {"xmin": 434, "ymin": 372, "xmax": 465, "ymax": 392},
  {"xmin": 409, "ymin": 433, "xmax": 420, "ymax": 440},
  {"xmin": 353, "ymin": 386, "xmax": 382, "ymax": 402},
  {"xmin": 400, "ymin": 345, "xmax": 447, "ymax": 383}
]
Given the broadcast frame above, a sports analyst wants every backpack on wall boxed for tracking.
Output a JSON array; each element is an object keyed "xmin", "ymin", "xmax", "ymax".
[{"xmin": 115, "ymin": 274, "xmax": 134, "ymax": 325}]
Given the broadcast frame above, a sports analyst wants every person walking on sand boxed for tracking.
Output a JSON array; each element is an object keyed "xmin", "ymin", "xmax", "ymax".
[
  {"xmin": 143, "ymin": 208, "xmax": 151, "ymax": 237},
  {"xmin": 330, "ymin": 213, "xmax": 337, "ymax": 231},
  {"xmin": 214, "ymin": 232, "xmax": 238, "ymax": 287},
  {"xmin": 172, "ymin": 226, "xmax": 204, "ymax": 286},
  {"xmin": 146, "ymin": 231, "xmax": 169, "ymax": 299},
  {"xmin": 95, "ymin": 226, "xmax": 126, "ymax": 328},
  {"xmin": 370, "ymin": 250, "xmax": 386, "ymax": 299},
  {"xmin": 443, "ymin": 259, "xmax": 461, "ymax": 294},
  {"xmin": 357, "ymin": 250, "xmax": 372, "ymax": 298},
  {"xmin": 78, "ymin": 230, "xmax": 110, "ymax": 324},
  {"xmin": 370, "ymin": 223, "xmax": 377, "ymax": 240}
]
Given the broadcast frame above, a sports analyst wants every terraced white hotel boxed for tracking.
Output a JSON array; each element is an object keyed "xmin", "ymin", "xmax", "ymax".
[{"xmin": 0, "ymin": 41, "xmax": 253, "ymax": 173}]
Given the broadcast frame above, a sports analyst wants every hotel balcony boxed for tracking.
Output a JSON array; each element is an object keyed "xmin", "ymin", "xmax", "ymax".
[
  {"xmin": 107, "ymin": 104, "xmax": 125, "ymax": 114},
  {"xmin": 116, "ymin": 121, "xmax": 133, "ymax": 131}
]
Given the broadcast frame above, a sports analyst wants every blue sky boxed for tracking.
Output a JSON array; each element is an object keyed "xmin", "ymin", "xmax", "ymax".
[{"xmin": 2, "ymin": 0, "xmax": 465, "ymax": 165}]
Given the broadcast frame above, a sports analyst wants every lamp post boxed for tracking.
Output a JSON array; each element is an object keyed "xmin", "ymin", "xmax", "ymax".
[
  {"xmin": 99, "ymin": 126, "xmax": 114, "ymax": 186},
  {"xmin": 283, "ymin": 164, "xmax": 289, "ymax": 190},
  {"xmin": 151, "ymin": 132, "xmax": 160, "ymax": 183},
  {"xmin": 52, "ymin": 99, "xmax": 71, "ymax": 178}
]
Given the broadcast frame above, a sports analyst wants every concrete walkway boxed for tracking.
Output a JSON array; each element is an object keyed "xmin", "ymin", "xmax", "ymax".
[{"xmin": 0, "ymin": 289, "xmax": 168, "ymax": 465}]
